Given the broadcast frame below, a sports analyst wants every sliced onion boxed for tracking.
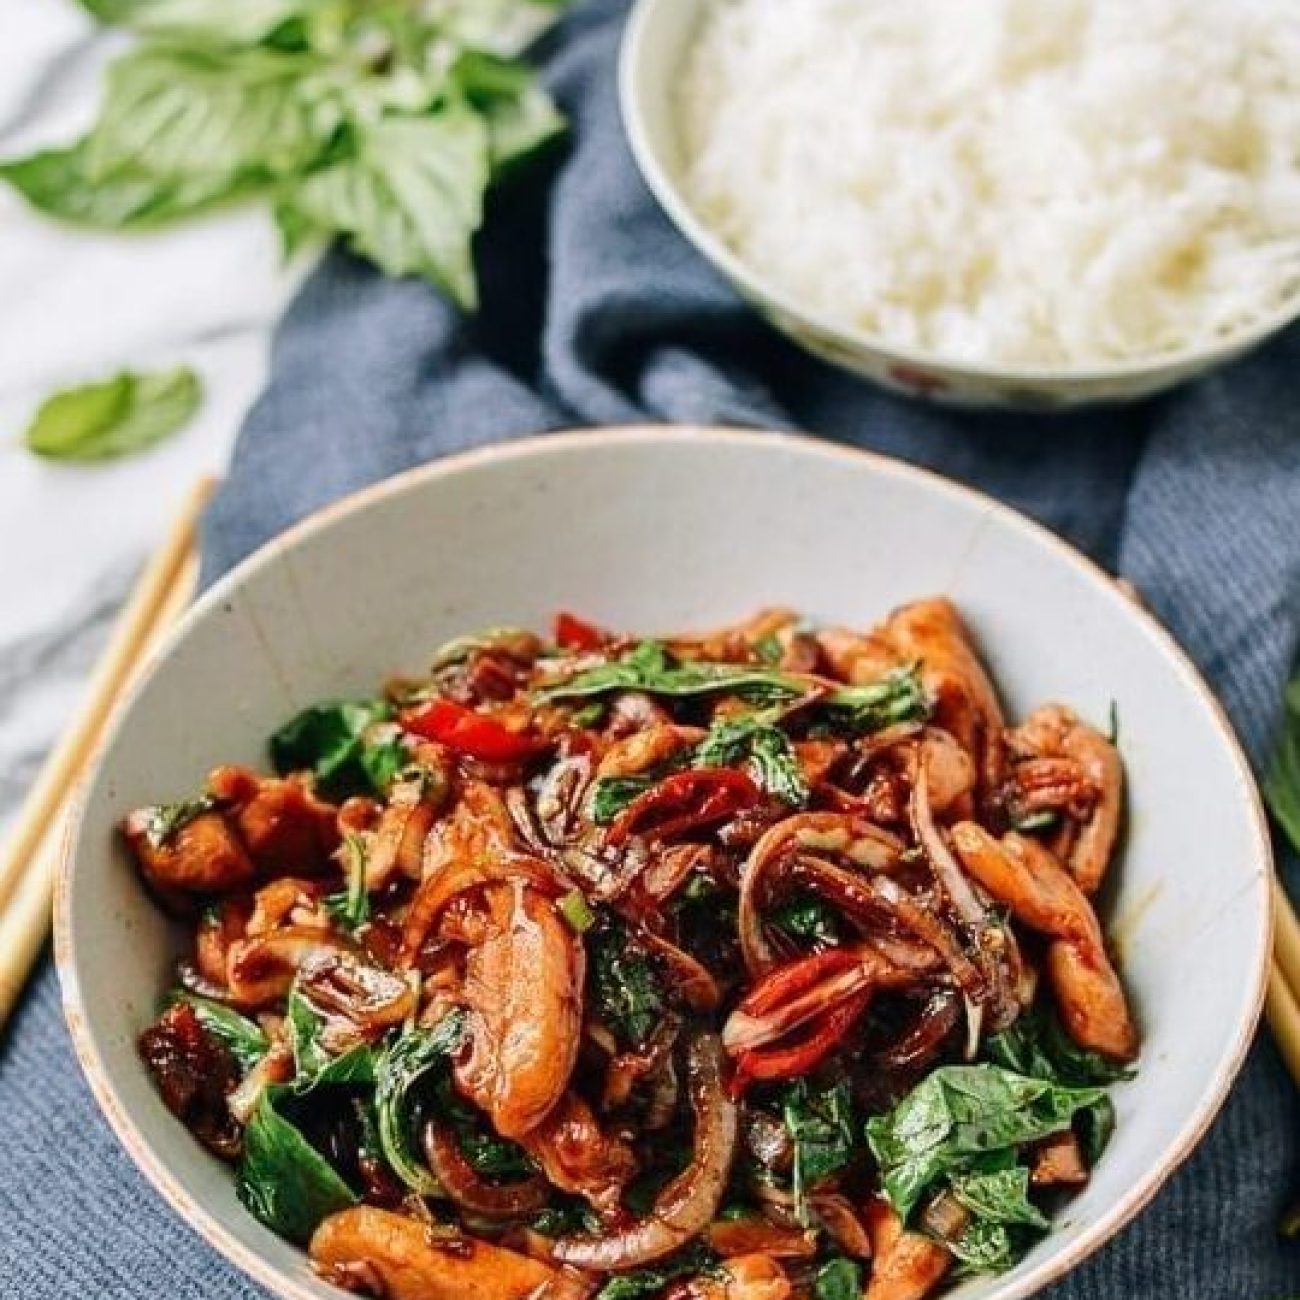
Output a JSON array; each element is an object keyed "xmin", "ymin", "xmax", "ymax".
[
  {"xmin": 639, "ymin": 930, "xmax": 721, "ymax": 1012},
  {"xmin": 909, "ymin": 764, "xmax": 986, "ymax": 926},
  {"xmin": 738, "ymin": 814, "xmax": 904, "ymax": 975},
  {"xmin": 550, "ymin": 1034, "xmax": 738, "ymax": 1272},
  {"xmin": 422, "ymin": 1122, "xmax": 549, "ymax": 1219},
  {"xmin": 876, "ymin": 990, "xmax": 961, "ymax": 1070}
]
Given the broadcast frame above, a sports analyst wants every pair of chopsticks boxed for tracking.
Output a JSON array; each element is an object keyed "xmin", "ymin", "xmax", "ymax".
[
  {"xmin": 0, "ymin": 477, "xmax": 216, "ymax": 1030},
  {"xmin": 1267, "ymin": 880, "xmax": 1300, "ymax": 1085}
]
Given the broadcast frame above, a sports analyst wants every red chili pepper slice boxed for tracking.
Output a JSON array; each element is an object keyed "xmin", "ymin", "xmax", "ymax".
[
  {"xmin": 607, "ymin": 768, "xmax": 760, "ymax": 847},
  {"xmin": 403, "ymin": 699, "xmax": 548, "ymax": 763},
  {"xmin": 737, "ymin": 948, "xmax": 865, "ymax": 1018},
  {"xmin": 730, "ymin": 993, "xmax": 870, "ymax": 1098},
  {"xmin": 554, "ymin": 610, "xmax": 608, "ymax": 652}
]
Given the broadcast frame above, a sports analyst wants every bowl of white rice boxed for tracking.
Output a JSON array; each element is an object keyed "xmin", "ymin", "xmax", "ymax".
[{"xmin": 619, "ymin": 0, "xmax": 1300, "ymax": 407}]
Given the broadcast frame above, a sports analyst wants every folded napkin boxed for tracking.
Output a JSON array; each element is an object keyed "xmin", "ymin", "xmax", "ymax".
[{"xmin": 5, "ymin": 1, "xmax": 1299, "ymax": 1294}]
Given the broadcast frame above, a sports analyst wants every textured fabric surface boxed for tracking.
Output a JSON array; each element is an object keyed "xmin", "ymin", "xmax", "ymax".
[{"xmin": 5, "ymin": 0, "xmax": 1300, "ymax": 1294}]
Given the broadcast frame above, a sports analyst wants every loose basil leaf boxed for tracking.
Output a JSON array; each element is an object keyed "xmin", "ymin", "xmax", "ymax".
[
  {"xmin": 589, "ymin": 917, "xmax": 667, "ymax": 1048},
  {"xmin": 277, "ymin": 107, "xmax": 489, "ymax": 309},
  {"xmin": 459, "ymin": 1128, "xmax": 535, "ymax": 1178},
  {"xmin": 986, "ymin": 1008, "xmax": 1134, "ymax": 1087},
  {"xmin": 949, "ymin": 1163, "xmax": 1049, "ymax": 1230},
  {"xmin": 865, "ymin": 1065, "xmax": 1104, "ymax": 1221},
  {"xmin": 782, "ymin": 1079, "xmax": 856, "ymax": 1226},
  {"xmin": 139, "ymin": 794, "xmax": 215, "ymax": 850},
  {"xmin": 0, "ymin": 145, "xmax": 243, "ymax": 228},
  {"xmin": 1266, "ymin": 669, "xmax": 1300, "ymax": 857},
  {"xmin": 948, "ymin": 1215, "xmax": 1016, "ymax": 1276},
  {"xmin": 236, "ymin": 1092, "xmax": 357, "ymax": 1243},
  {"xmin": 374, "ymin": 1013, "xmax": 466, "ymax": 1195},
  {"xmin": 813, "ymin": 1257, "xmax": 863, "ymax": 1300},
  {"xmin": 269, "ymin": 699, "xmax": 401, "ymax": 800},
  {"xmin": 753, "ymin": 633, "xmax": 783, "ymax": 666},
  {"xmin": 589, "ymin": 775, "xmax": 656, "ymax": 825},
  {"xmin": 695, "ymin": 715, "xmax": 809, "ymax": 807},
  {"xmin": 164, "ymin": 991, "xmax": 267, "ymax": 1074},
  {"xmin": 24, "ymin": 367, "xmax": 201, "ymax": 462}
]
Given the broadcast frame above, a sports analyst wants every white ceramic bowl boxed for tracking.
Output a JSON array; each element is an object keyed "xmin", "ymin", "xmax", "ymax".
[
  {"xmin": 58, "ymin": 428, "xmax": 1271, "ymax": 1300},
  {"xmin": 619, "ymin": 0, "xmax": 1300, "ymax": 409}
]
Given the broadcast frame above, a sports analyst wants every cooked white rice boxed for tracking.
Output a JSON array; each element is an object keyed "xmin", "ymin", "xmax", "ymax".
[{"xmin": 678, "ymin": 0, "xmax": 1300, "ymax": 367}]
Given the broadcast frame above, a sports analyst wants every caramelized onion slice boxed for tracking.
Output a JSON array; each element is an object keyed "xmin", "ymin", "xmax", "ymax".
[{"xmin": 550, "ymin": 1033, "xmax": 738, "ymax": 1272}]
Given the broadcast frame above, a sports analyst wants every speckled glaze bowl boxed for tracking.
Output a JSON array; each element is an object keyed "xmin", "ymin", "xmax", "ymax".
[
  {"xmin": 619, "ymin": 0, "xmax": 1300, "ymax": 409},
  {"xmin": 58, "ymin": 429, "xmax": 1270, "ymax": 1300}
]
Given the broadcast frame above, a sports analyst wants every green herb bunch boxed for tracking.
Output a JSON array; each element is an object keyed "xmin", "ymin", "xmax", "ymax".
[{"xmin": 1, "ymin": 0, "xmax": 569, "ymax": 308}]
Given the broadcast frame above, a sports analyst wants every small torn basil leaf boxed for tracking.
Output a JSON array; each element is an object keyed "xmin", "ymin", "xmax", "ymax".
[
  {"xmin": 588, "ymin": 917, "xmax": 667, "ymax": 1049},
  {"xmin": 589, "ymin": 775, "xmax": 656, "ymax": 825},
  {"xmin": 24, "ymin": 366, "xmax": 201, "ymax": 462},
  {"xmin": 694, "ymin": 715, "xmax": 809, "ymax": 807},
  {"xmin": 819, "ymin": 666, "xmax": 929, "ymax": 734},
  {"xmin": 324, "ymin": 832, "xmax": 370, "ymax": 932}
]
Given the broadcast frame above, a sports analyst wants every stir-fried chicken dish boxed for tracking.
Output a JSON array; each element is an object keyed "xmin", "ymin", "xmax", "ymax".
[{"xmin": 126, "ymin": 599, "xmax": 1137, "ymax": 1300}]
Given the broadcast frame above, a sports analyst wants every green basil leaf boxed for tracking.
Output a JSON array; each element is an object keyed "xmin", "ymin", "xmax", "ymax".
[
  {"xmin": 86, "ymin": 46, "xmax": 333, "ymax": 188},
  {"xmin": 819, "ymin": 667, "xmax": 929, "ymax": 734},
  {"xmin": 1266, "ymin": 670, "xmax": 1300, "ymax": 857},
  {"xmin": 536, "ymin": 642, "xmax": 805, "ymax": 705},
  {"xmin": 448, "ymin": 51, "xmax": 564, "ymax": 170},
  {"xmin": 813, "ymin": 1258, "xmax": 863, "ymax": 1300},
  {"xmin": 0, "ymin": 144, "xmax": 243, "ymax": 228},
  {"xmin": 695, "ymin": 714, "xmax": 809, "ymax": 807},
  {"xmin": 164, "ymin": 991, "xmax": 267, "ymax": 1074},
  {"xmin": 865, "ymin": 1065, "xmax": 1105, "ymax": 1221},
  {"xmin": 589, "ymin": 917, "xmax": 667, "ymax": 1049},
  {"xmin": 286, "ymin": 988, "xmax": 377, "ymax": 1089},
  {"xmin": 594, "ymin": 1243, "xmax": 715, "ymax": 1300},
  {"xmin": 269, "ymin": 698, "xmax": 398, "ymax": 799},
  {"xmin": 589, "ymin": 775, "xmax": 656, "ymax": 825},
  {"xmin": 278, "ymin": 107, "xmax": 489, "ymax": 308},
  {"xmin": 433, "ymin": 0, "xmax": 568, "ymax": 58},
  {"xmin": 986, "ymin": 1008, "xmax": 1134, "ymax": 1087},
  {"xmin": 1077, "ymin": 1094, "xmax": 1117, "ymax": 1167},
  {"xmin": 769, "ymin": 892, "xmax": 843, "ymax": 947},
  {"xmin": 78, "ymin": 0, "xmax": 308, "ymax": 43},
  {"xmin": 782, "ymin": 1079, "xmax": 856, "ymax": 1226},
  {"xmin": 948, "ymin": 1163, "xmax": 1049, "ymax": 1230},
  {"xmin": 236, "ymin": 1092, "xmax": 357, "ymax": 1244},
  {"xmin": 948, "ymin": 1215, "xmax": 1016, "ymax": 1276},
  {"xmin": 23, "ymin": 367, "xmax": 201, "ymax": 462},
  {"xmin": 374, "ymin": 1014, "xmax": 467, "ymax": 1195}
]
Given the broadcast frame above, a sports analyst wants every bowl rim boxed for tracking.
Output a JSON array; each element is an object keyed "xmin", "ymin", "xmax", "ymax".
[
  {"xmin": 56, "ymin": 425, "xmax": 1273, "ymax": 1300},
  {"xmin": 617, "ymin": 0, "xmax": 1300, "ymax": 389}
]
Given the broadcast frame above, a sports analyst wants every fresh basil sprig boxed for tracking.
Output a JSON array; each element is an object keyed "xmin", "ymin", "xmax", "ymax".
[{"xmin": 0, "ymin": 0, "xmax": 569, "ymax": 308}]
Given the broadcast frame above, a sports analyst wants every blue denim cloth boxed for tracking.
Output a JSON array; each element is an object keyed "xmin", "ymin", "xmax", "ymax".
[{"xmin": 5, "ymin": 1, "xmax": 1300, "ymax": 1294}]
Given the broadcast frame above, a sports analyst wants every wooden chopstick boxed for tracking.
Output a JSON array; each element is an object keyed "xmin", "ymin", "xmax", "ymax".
[
  {"xmin": 1268, "ymin": 875, "xmax": 1300, "ymax": 1087},
  {"xmin": 0, "ymin": 483, "xmax": 213, "ymax": 1029}
]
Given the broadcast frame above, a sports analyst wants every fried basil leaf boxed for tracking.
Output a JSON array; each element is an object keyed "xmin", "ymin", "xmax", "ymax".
[{"xmin": 813, "ymin": 1257, "xmax": 863, "ymax": 1300}]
